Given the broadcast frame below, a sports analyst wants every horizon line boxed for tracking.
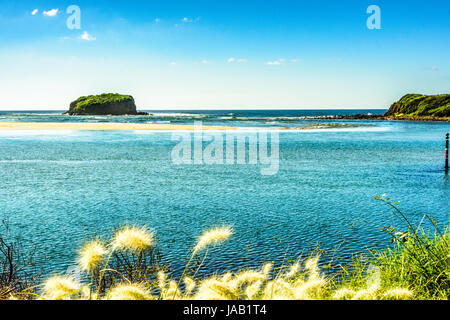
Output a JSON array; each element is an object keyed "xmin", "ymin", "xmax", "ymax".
[{"xmin": 0, "ymin": 107, "xmax": 389, "ymax": 111}]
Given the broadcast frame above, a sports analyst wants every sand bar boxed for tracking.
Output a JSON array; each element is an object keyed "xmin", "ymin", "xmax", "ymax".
[{"xmin": 0, "ymin": 122, "xmax": 237, "ymax": 131}]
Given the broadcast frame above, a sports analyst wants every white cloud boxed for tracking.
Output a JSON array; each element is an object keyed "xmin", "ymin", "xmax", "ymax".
[
  {"xmin": 201, "ymin": 60, "xmax": 209, "ymax": 64},
  {"xmin": 170, "ymin": 62, "xmax": 177, "ymax": 65},
  {"xmin": 43, "ymin": 9, "xmax": 58, "ymax": 17},
  {"xmin": 431, "ymin": 66, "xmax": 438, "ymax": 71},
  {"xmin": 181, "ymin": 17, "xmax": 200, "ymax": 23},
  {"xmin": 267, "ymin": 58, "xmax": 295, "ymax": 65},
  {"xmin": 31, "ymin": 9, "xmax": 38, "ymax": 16},
  {"xmin": 228, "ymin": 58, "xmax": 247, "ymax": 63},
  {"xmin": 267, "ymin": 60, "xmax": 282, "ymax": 65},
  {"xmin": 81, "ymin": 31, "xmax": 96, "ymax": 41}
]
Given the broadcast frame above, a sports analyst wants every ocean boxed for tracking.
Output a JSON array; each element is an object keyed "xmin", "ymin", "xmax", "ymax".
[{"xmin": 0, "ymin": 109, "xmax": 449, "ymax": 277}]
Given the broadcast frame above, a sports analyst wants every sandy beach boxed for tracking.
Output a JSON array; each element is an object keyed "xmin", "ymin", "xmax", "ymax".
[
  {"xmin": 0, "ymin": 122, "xmax": 237, "ymax": 131},
  {"xmin": 0, "ymin": 122, "xmax": 370, "ymax": 131}
]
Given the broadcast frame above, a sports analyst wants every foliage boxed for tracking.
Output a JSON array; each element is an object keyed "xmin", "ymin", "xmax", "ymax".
[
  {"xmin": 370, "ymin": 195, "xmax": 449, "ymax": 299},
  {"xmin": 0, "ymin": 220, "xmax": 40, "ymax": 300},
  {"xmin": 1, "ymin": 198, "xmax": 448, "ymax": 300},
  {"xmin": 386, "ymin": 94, "xmax": 450, "ymax": 117},
  {"xmin": 70, "ymin": 93, "xmax": 133, "ymax": 113}
]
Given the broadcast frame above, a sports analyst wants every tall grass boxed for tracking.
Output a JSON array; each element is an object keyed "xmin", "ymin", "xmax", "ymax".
[
  {"xmin": 0, "ymin": 220, "xmax": 40, "ymax": 300},
  {"xmin": 370, "ymin": 195, "xmax": 449, "ymax": 299},
  {"xmin": 1, "ymin": 196, "xmax": 448, "ymax": 300}
]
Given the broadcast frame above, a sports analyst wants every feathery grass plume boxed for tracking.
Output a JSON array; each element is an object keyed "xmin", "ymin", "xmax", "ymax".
[
  {"xmin": 292, "ymin": 277, "xmax": 326, "ymax": 300},
  {"xmin": 157, "ymin": 271, "xmax": 167, "ymax": 290},
  {"xmin": 183, "ymin": 277, "xmax": 196, "ymax": 295},
  {"xmin": 262, "ymin": 279, "xmax": 295, "ymax": 300},
  {"xmin": 194, "ymin": 226, "xmax": 233, "ymax": 253},
  {"xmin": 236, "ymin": 270, "xmax": 267, "ymax": 285},
  {"xmin": 352, "ymin": 284, "xmax": 379, "ymax": 300},
  {"xmin": 305, "ymin": 256, "xmax": 320, "ymax": 279},
  {"xmin": 245, "ymin": 280, "xmax": 263, "ymax": 299},
  {"xmin": 282, "ymin": 256, "xmax": 327, "ymax": 299},
  {"xmin": 163, "ymin": 280, "xmax": 183, "ymax": 300},
  {"xmin": 194, "ymin": 277, "xmax": 239, "ymax": 300},
  {"xmin": 262, "ymin": 262, "xmax": 273, "ymax": 275},
  {"xmin": 352, "ymin": 289, "xmax": 375, "ymax": 300},
  {"xmin": 383, "ymin": 288, "xmax": 413, "ymax": 300},
  {"xmin": 109, "ymin": 283, "xmax": 154, "ymax": 300},
  {"xmin": 220, "ymin": 272, "xmax": 233, "ymax": 283},
  {"xmin": 78, "ymin": 240, "xmax": 107, "ymax": 271},
  {"xmin": 81, "ymin": 287, "xmax": 98, "ymax": 300},
  {"xmin": 42, "ymin": 276, "xmax": 80, "ymax": 300},
  {"xmin": 112, "ymin": 226, "xmax": 154, "ymax": 252},
  {"xmin": 333, "ymin": 288, "xmax": 356, "ymax": 300},
  {"xmin": 284, "ymin": 262, "xmax": 300, "ymax": 279},
  {"xmin": 218, "ymin": 273, "xmax": 240, "ymax": 293},
  {"xmin": 176, "ymin": 226, "xmax": 232, "ymax": 298}
]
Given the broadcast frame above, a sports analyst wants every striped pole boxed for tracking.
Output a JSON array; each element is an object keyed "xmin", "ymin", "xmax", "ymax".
[{"xmin": 446, "ymin": 133, "xmax": 449, "ymax": 172}]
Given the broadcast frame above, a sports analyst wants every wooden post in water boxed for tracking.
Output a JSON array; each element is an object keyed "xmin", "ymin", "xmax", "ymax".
[{"xmin": 446, "ymin": 133, "xmax": 449, "ymax": 172}]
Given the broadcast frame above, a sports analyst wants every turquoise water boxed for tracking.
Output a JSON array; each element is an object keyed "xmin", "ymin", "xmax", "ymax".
[{"xmin": 0, "ymin": 110, "xmax": 449, "ymax": 276}]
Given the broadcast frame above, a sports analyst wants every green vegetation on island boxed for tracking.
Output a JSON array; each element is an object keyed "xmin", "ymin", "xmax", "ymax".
[
  {"xmin": 66, "ymin": 93, "xmax": 147, "ymax": 116},
  {"xmin": 333, "ymin": 93, "xmax": 450, "ymax": 122},
  {"xmin": 385, "ymin": 94, "xmax": 450, "ymax": 118}
]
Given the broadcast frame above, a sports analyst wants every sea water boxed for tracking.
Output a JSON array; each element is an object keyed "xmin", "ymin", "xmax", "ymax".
[{"xmin": 0, "ymin": 110, "xmax": 449, "ymax": 276}]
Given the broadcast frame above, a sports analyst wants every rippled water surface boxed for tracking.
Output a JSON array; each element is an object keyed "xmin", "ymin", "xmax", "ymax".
[{"xmin": 0, "ymin": 110, "xmax": 449, "ymax": 276}]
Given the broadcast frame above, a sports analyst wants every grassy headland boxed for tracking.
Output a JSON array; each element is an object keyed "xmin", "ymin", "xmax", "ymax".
[
  {"xmin": 386, "ymin": 94, "xmax": 450, "ymax": 118},
  {"xmin": 329, "ymin": 94, "xmax": 450, "ymax": 122}
]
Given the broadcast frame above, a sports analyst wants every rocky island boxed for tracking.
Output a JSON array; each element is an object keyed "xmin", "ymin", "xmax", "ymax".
[{"xmin": 65, "ymin": 93, "xmax": 148, "ymax": 116}]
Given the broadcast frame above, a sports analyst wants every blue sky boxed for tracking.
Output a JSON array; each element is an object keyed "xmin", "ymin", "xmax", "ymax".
[{"xmin": 0, "ymin": 0, "xmax": 449, "ymax": 110}]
